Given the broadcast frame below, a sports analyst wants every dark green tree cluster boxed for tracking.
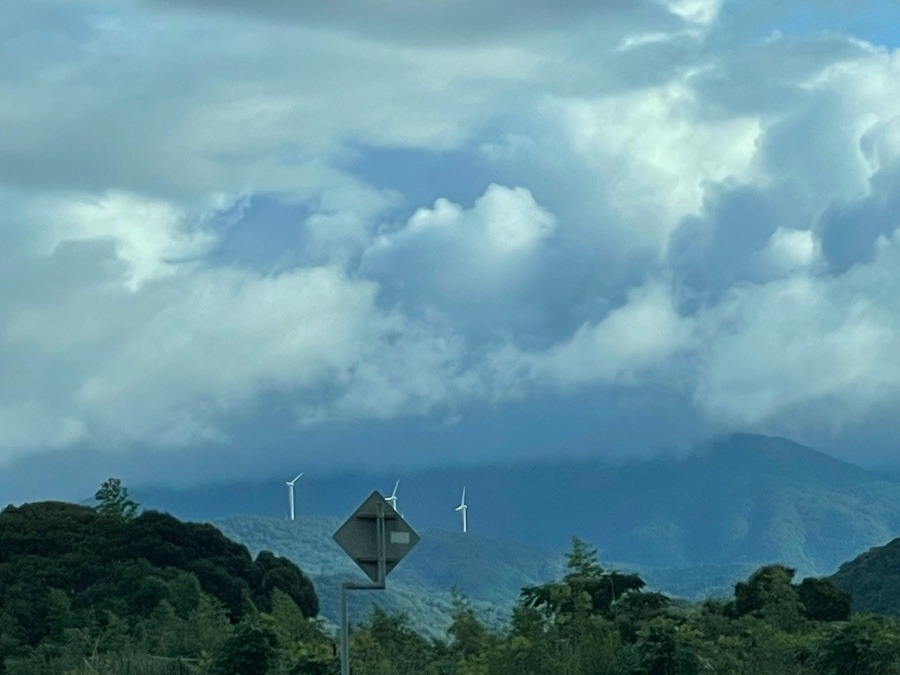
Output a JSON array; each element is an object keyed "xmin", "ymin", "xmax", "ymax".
[
  {"xmin": 0, "ymin": 497, "xmax": 334, "ymax": 674},
  {"xmin": 345, "ymin": 537, "xmax": 900, "ymax": 675}
]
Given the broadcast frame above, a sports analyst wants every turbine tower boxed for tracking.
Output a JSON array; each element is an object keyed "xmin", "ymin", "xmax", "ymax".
[
  {"xmin": 455, "ymin": 486, "xmax": 468, "ymax": 533},
  {"xmin": 386, "ymin": 479, "xmax": 400, "ymax": 513},
  {"xmin": 286, "ymin": 473, "xmax": 303, "ymax": 521}
]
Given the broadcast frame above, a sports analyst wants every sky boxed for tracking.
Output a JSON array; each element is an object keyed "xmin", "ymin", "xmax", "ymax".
[{"xmin": 1, "ymin": 0, "xmax": 899, "ymax": 502}]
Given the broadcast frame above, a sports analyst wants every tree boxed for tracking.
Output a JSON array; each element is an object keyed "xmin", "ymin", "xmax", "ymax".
[
  {"xmin": 94, "ymin": 478, "xmax": 138, "ymax": 520},
  {"xmin": 615, "ymin": 591, "xmax": 671, "ymax": 643},
  {"xmin": 350, "ymin": 607, "xmax": 435, "ymax": 675},
  {"xmin": 813, "ymin": 614, "xmax": 900, "ymax": 674},
  {"xmin": 448, "ymin": 590, "xmax": 490, "ymax": 660},
  {"xmin": 510, "ymin": 537, "xmax": 643, "ymax": 674},
  {"xmin": 733, "ymin": 564, "xmax": 804, "ymax": 631},
  {"xmin": 633, "ymin": 616, "xmax": 698, "ymax": 675},
  {"xmin": 254, "ymin": 550, "xmax": 319, "ymax": 618},
  {"xmin": 797, "ymin": 577, "xmax": 851, "ymax": 622},
  {"xmin": 521, "ymin": 536, "xmax": 646, "ymax": 620},
  {"xmin": 209, "ymin": 621, "xmax": 278, "ymax": 675}
]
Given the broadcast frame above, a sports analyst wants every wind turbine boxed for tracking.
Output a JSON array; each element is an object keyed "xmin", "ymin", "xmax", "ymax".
[
  {"xmin": 286, "ymin": 473, "xmax": 303, "ymax": 521},
  {"xmin": 386, "ymin": 479, "xmax": 400, "ymax": 513},
  {"xmin": 455, "ymin": 487, "xmax": 468, "ymax": 533}
]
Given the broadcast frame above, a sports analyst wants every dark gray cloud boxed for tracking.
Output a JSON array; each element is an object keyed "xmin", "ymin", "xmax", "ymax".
[
  {"xmin": 142, "ymin": 0, "xmax": 681, "ymax": 46},
  {"xmin": 669, "ymin": 183, "xmax": 792, "ymax": 294},
  {"xmin": 690, "ymin": 34, "xmax": 867, "ymax": 117},
  {"xmin": 820, "ymin": 157, "xmax": 900, "ymax": 272}
]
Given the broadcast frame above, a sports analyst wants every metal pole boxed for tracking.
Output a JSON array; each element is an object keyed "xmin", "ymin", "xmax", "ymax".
[
  {"xmin": 340, "ymin": 582, "xmax": 350, "ymax": 675},
  {"xmin": 377, "ymin": 500, "xmax": 386, "ymax": 585},
  {"xmin": 339, "ymin": 503, "xmax": 388, "ymax": 675}
]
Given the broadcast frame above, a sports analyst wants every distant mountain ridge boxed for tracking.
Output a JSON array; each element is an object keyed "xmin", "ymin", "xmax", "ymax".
[{"xmin": 137, "ymin": 433, "xmax": 900, "ymax": 578}]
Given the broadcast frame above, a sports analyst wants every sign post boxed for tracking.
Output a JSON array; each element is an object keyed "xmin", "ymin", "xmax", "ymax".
[{"xmin": 333, "ymin": 490, "xmax": 419, "ymax": 675}]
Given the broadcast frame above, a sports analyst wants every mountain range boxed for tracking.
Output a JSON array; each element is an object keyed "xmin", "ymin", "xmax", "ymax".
[
  {"xmin": 137, "ymin": 434, "xmax": 900, "ymax": 578},
  {"xmin": 130, "ymin": 433, "xmax": 900, "ymax": 633}
]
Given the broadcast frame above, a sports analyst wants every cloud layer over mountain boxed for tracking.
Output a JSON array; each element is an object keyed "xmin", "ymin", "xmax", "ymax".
[{"xmin": 1, "ymin": 0, "xmax": 898, "ymax": 493}]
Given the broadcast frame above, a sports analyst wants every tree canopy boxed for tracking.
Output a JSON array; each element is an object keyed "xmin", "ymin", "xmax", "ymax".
[
  {"xmin": 94, "ymin": 477, "xmax": 139, "ymax": 519},
  {"xmin": 0, "ymin": 500, "xmax": 326, "ymax": 673},
  {"xmin": 1, "ymin": 502, "xmax": 897, "ymax": 675}
]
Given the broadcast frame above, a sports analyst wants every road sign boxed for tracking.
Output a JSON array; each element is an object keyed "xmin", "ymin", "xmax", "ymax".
[{"xmin": 333, "ymin": 490, "xmax": 420, "ymax": 583}]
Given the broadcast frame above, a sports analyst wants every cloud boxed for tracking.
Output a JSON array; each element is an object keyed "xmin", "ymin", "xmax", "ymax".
[
  {"xmin": 144, "ymin": 0, "xmax": 685, "ymax": 47},
  {"xmin": 71, "ymin": 265, "xmax": 382, "ymax": 443},
  {"xmin": 558, "ymin": 84, "xmax": 762, "ymax": 252},
  {"xmin": 758, "ymin": 227, "xmax": 822, "ymax": 278},
  {"xmin": 1, "ymin": 0, "xmax": 554, "ymax": 201},
  {"xmin": 694, "ymin": 232, "xmax": 900, "ymax": 433},
  {"xmin": 361, "ymin": 185, "xmax": 555, "ymax": 328},
  {"xmin": 0, "ymin": 184, "xmax": 472, "ymax": 459},
  {"xmin": 663, "ymin": 0, "xmax": 721, "ymax": 26},
  {"xmin": 820, "ymin": 122, "xmax": 900, "ymax": 272},
  {"xmin": 0, "ymin": 239, "xmax": 476, "ymax": 458},
  {"xmin": 2, "ymin": 0, "xmax": 900, "ymax": 481},
  {"xmin": 522, "ymin": 282, "xmax": 693, "ymax": 386},
  {"xmin": 29, "ymin": 191, "xmax": 218, "ymax": 287},
  {"xmin": 668, "ymin": 183, "xmax": 796, "ymax": 293}
]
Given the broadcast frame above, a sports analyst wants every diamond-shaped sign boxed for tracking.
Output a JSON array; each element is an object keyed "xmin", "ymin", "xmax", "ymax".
[{"xmin": 333, "ymin": 490, "xmax": 420, "ymax": 583}]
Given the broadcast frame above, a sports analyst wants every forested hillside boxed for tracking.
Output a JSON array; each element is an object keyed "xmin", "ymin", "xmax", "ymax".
[
  {"xmin": 214, "ymin": 514, "xmax": 566, "ymax": 636},
  {"xmin": 214, "ymin": 513, "xmax": 771, "ymax": 635},
  {"xmin": 831, "ymin": 537, "xmax": 900, "ymax": 615},
  {"xmin": 0, "ymin": 501, "xmax": 331, "ymax": 673},
  {"xmin": 3, "ymin": 498, "xmax": 900, "ymax": 673}
]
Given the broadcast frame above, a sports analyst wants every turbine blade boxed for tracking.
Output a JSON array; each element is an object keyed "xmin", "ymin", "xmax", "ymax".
[{"xmin": 391, "ymin": 479, "xmax": 399, "ymax": 498}]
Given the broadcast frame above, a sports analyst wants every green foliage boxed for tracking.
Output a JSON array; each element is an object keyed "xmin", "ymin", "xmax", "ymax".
[
  {"xmin": 733, "ymin": 564, "xmax": 853, "ymax": 628},
  {"xmin": 733, "ymin": 564, "xmax": 805, "ymax": 631},
  {"xmin": 95, "ymin": 477, "xmax": 139, "ymax": 520},
  {"xmin": 5, "ymin": 498, "xmax": 900, "ymax": 675},
  {"xmin": 0, "ymin": 501, "xmax": 327, "ymax": 674},
  {"xmin": 254, "ymin": 550, "xmax": 319, "ymax": 618},
  {"xmin": 798, "ymin": 577, "xmax": 851, "ymax": 622},
  {"xmin": 521, "ymin": 536, "xmax": 645, "ymax": 621},
  {"xmin": 339, "ymin": 538, "xmax": 900, "ymax": 675},
  {"xmin": 444, "ymin": 589, "xmax": 495, "ymax": 674},
  {"xmin": 262, "ymin": 589, "xmax": 338, "ymax": 674},
  {"xmin": 812, "ymin": 614, "xmax": 900, "ymax": 674},
  {"xmin": 349, "ymin": 607, "xmax": 435, "ymax": 675},
  {"xmin": 633, "ymin": 615, "xmax": 703, "ymax": 675},
  {"xmin": 208, "ymin": 621, "xmax": 278, "ymax": 675},
  {"xmin": 614, "ymin": 591, "xmax": 671, "ymax": 643}
]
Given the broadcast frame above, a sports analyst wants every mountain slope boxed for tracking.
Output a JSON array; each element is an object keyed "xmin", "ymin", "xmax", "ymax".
[
  {"xmin": 830, "ymin": 537, "xmax": 900, "ymax": 615},
  {"xmin": 139, "ymin": 434, "xmax": 900, "ymax": 578},
  {"xmin": 212, "ymin": 513, "xmax": 784, "ymax": 635},
  {"xmin": 212, "ymin": 514, "xmax": 566, "ymax": 635}
]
